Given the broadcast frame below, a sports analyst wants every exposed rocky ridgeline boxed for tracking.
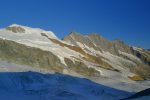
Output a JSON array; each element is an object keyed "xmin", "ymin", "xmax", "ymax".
[
  {"xmin": 0, "ymin": 24, "xmax": 150, "ymax": 81},
  {"xmin": 63, "ymin": 32, "xmax": 132, "ymax": 55},
  {"xmin": 64, "ymin": 32, "xmax": 150, "ymax": 80},
  {"xmin": 131, "ymin": 47, "xmax": 150, "ymax": 66}
]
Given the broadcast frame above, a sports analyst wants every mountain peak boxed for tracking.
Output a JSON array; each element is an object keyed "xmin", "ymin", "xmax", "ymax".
[
  {"xmin": 6, "ymin": 24, "xmax": 26, "ymax": 33},
  {"xmin": 3, "ymin": 24, "xmax": 58, "ymax": 39},
  {"xmin": 9, "ymin": 24, "xmax": 23, "ymax": 27},
  {"xmin": 7, "ymin": 24, "xmax": 38, "ymax": 31},
  {"xmin": 69, "ymin": 32, "xmax": 81, "ymax": 36}
]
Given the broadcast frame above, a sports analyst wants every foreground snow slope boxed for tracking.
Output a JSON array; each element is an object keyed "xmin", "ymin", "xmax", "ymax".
[
  {"xmin": 0, "ymin": 60, "xmax": 150, "ymax": 100},
  {"xmin": 0, "ymin": 72, "xmax": 131, "ymax": 100}
]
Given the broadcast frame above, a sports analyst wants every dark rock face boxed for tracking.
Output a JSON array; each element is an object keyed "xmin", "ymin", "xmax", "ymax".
[
  {"xmin": 63, "ymin": 32, "xmax": 150, "ymax": 80},
  {"xmin": 63, "ymin": 32, "xmax": 150, "ymax": 66},
  {"xmin": 6, "ymin": 26, "xmax": 26, "ymax": 33},
  {"xmin": 112, "ymin": 39, "xmax": 132, "ymax": 54},
  {"xmin": 131, "ymin": 47, "xmax": 150, "ymax": 66},
  {"xmin": 121, "ymin": 88, "xmax": 150, "ymax": 100},
  {"xmin": 64, "ymin": 32, "xmax": 132, "ymax": 55}
]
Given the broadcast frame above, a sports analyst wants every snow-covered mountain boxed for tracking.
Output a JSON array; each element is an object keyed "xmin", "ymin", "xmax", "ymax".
[{"xmin": 0, "ymin": 24, "xmax": 150, "ymax": 100}]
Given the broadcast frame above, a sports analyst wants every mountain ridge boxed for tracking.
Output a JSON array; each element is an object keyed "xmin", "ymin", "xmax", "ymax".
[
  {"xmin": 0, "ymin": 24, "xmax": 150, "ymax": 81},
  {"xmin": 0, "ymin": 24, "xmax": 150, "ymax": 100}
]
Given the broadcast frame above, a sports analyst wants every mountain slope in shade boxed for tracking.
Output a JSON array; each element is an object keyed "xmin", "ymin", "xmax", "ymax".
[{"xmin": 0, "ymin": 71, "xmax": 133, "ymax": 100}]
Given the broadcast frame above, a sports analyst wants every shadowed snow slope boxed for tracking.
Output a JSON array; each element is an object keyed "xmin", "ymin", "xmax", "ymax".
[{"xmin": 0, "ymin": 71, "xmax": 131, "ymax": 100}]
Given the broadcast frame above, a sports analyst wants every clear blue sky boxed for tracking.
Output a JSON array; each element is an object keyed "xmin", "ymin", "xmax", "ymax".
[{"xmin": 0, "ymin": 0, "xmax": 150, "ymax": 49}]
